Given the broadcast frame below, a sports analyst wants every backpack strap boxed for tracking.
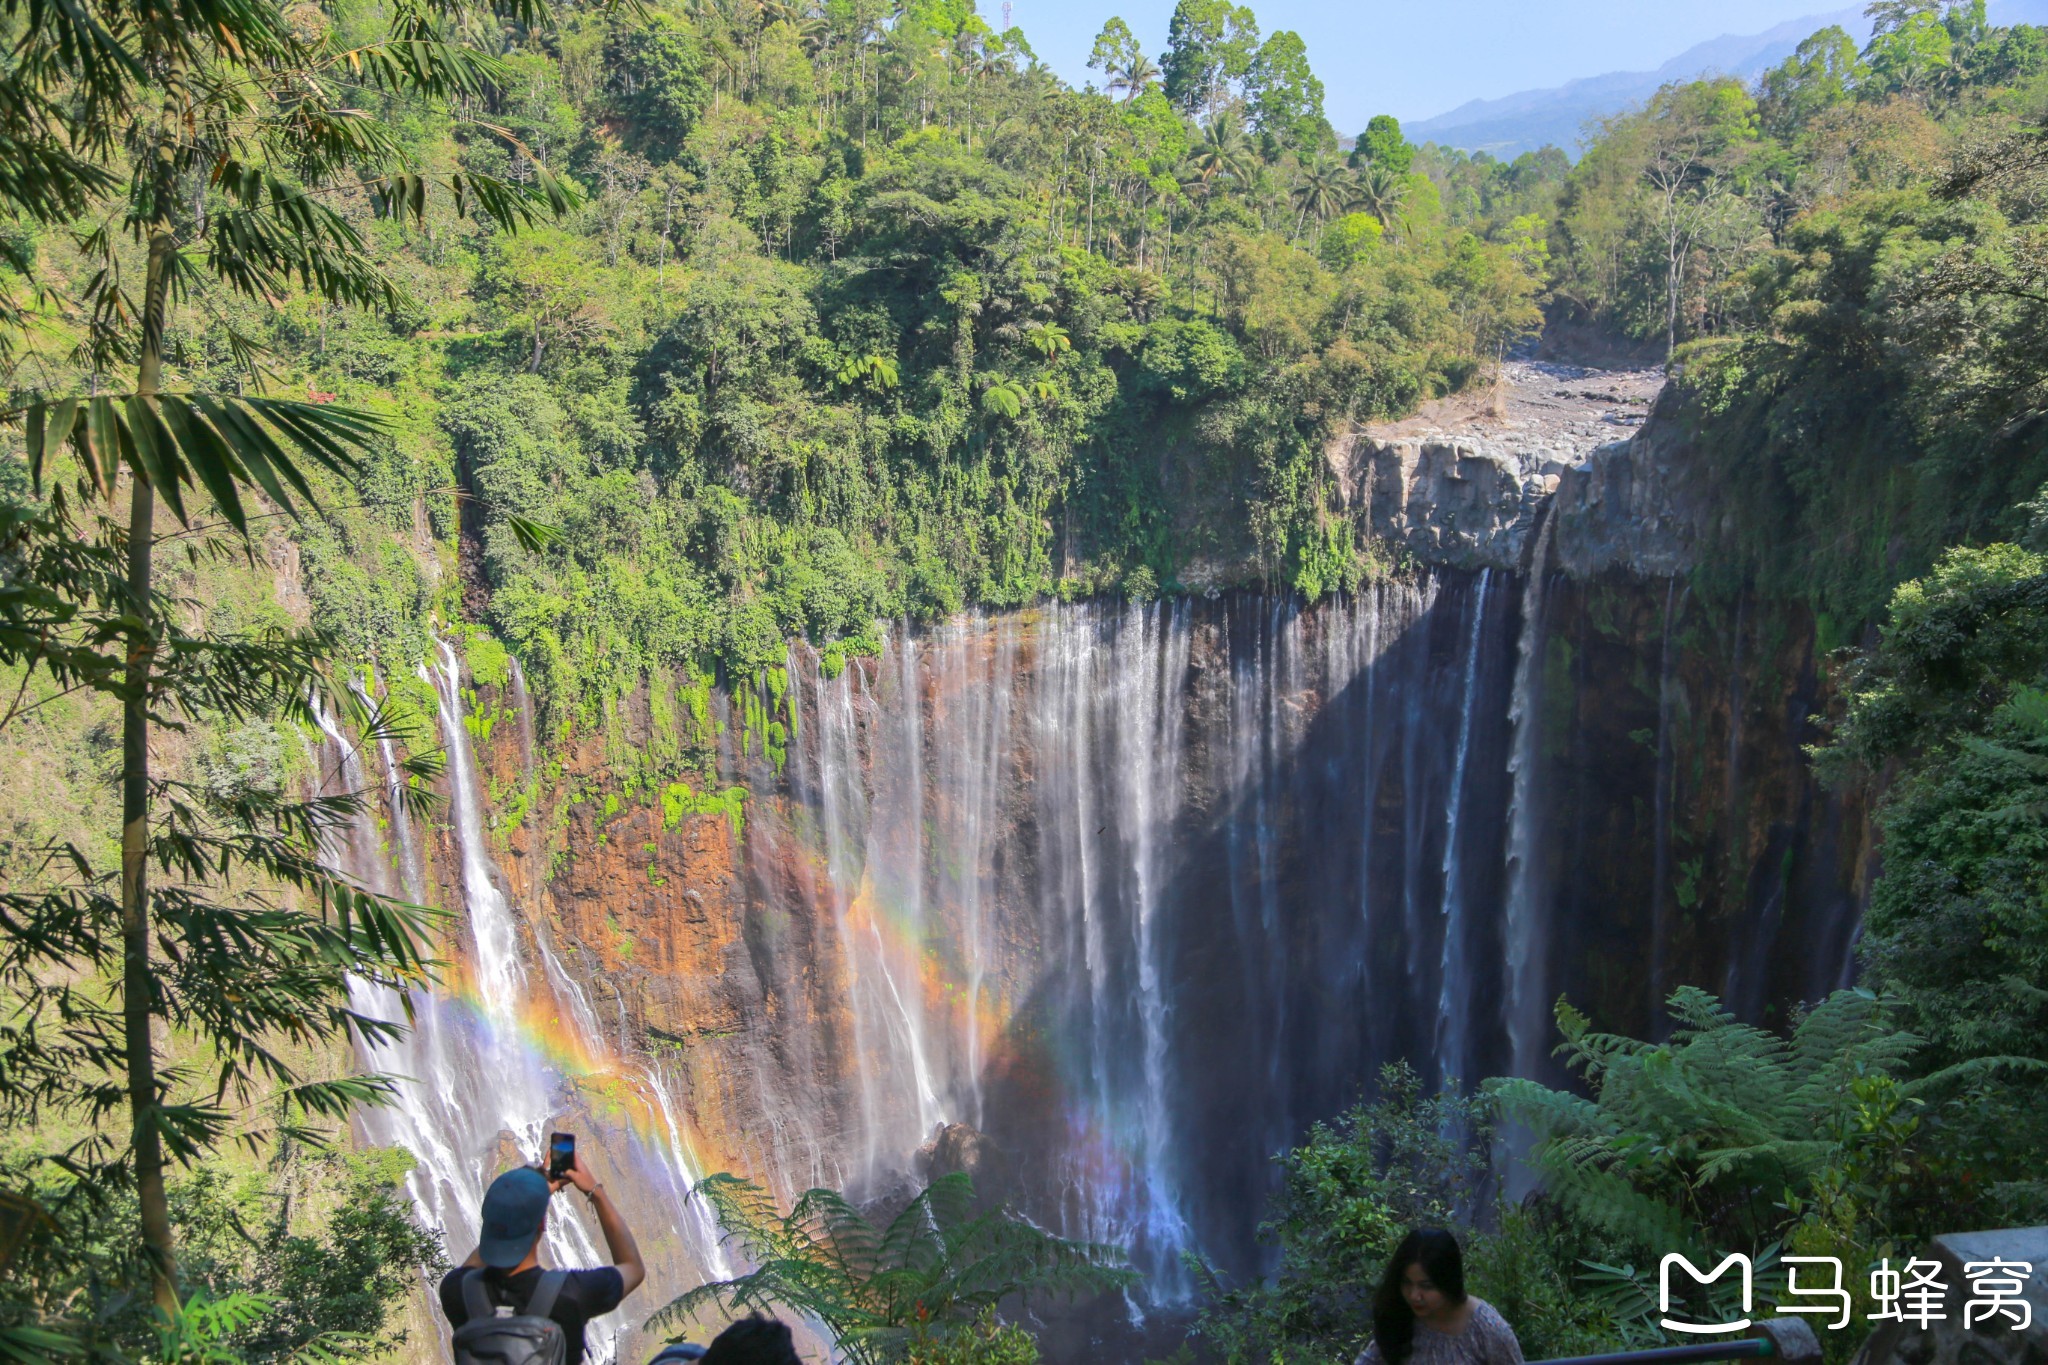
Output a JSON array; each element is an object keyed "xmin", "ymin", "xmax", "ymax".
[
  {"xmin": 524, "ymin": 1269, "xmax": 569, "ymax": 1321},
  {"xmin": 460, "ymin": 1268, "xmax": 493, "ymax": 1321}
]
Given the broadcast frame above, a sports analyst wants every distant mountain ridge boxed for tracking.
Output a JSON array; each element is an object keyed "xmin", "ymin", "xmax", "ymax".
[{"xmin": 1409, "ymin": 0, "xmax": 2048, "ymax": 161}]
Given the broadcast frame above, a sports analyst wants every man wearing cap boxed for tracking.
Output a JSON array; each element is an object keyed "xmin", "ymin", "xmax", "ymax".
[{"xmin": 438, "ymin": 1147, "xmax": 647, "ymax": 1365}]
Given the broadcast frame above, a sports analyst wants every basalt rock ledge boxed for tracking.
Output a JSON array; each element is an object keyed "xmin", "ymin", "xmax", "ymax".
[{"xmin": 1327, "ymin": 358, "xmax": 1695, "ymax": 575}]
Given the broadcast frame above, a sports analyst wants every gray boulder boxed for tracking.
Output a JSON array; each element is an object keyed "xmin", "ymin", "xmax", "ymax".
[{"xmin": 1853, "ymin": 1228, "xmax": 2048, "ymax": 1365}]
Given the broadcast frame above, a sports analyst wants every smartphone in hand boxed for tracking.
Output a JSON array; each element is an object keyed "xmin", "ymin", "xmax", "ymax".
[{"xmin": 548, "ymin": 1132, "xmax": 575, "ymax": 1182}]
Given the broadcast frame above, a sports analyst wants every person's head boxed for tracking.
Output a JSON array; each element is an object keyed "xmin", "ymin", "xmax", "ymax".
[
  {"xmin": 479, "ymin": 1166, "xmax": 552, "ymax": 1272},
  {"xmin": 699, "ymin": 1315, "xmax": 799, "ymax": 1365},
  {"xmin": 1371, "ymin": 1228, "xmax": 1467, "ymax": 1363}
]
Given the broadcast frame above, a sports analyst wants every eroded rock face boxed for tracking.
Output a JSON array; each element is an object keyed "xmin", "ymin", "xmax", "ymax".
[
  {"xmin": 1551, "ymin": 384, "xmax": 1705, "ymax": 579},
  {"xmin": 1328, "ymin": 360, "xmax": 1674, "ymax": 572},
  {"xmin": 918, "ymin": 1122, "xmax": 1006, "ymax": 1189},
  {"xmin": 1331, "ymin": 432, "xmax": 1560, "ymax": 569}
]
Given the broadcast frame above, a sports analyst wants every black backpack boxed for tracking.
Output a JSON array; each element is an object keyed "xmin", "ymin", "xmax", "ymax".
[{"xmin": 451, "ymin": 1267, "xmax": 570, "ymax": 1365}]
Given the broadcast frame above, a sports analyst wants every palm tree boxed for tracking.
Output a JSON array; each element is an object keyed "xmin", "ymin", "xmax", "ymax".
[
  {"xmin": 1188, "ymin": 110, "xmax": 1258, "ymax": 191},
  {"xmin": 1355, "ymin": 161, "xmax": 1409, "ymax": 230},
  {"xmin": 1110, "ymin": 52, "xmax": 1160, "ymax": 101},
  {"xmin": 1291, "ymin": 153, "xmax": 1359, "ymax": 237}
]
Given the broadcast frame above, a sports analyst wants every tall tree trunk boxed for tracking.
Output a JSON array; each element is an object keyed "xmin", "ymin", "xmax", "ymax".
[
  {"xmin": 125, "ymin": 125, "xmax": 179, "ymax": 1318},
  {"xmin": 1086, "ymin": 152, "xmax": 1095, "ymax": 255},
  {"xmin": 1666, "ymin": 226, "xmax": 1681, "ymax": 360}
]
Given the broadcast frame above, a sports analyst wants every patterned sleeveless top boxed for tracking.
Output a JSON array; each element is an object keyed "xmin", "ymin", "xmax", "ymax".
[{"xmin": 1354, "ymin": 1298, "xmax": 1525, "ymax": 1365}]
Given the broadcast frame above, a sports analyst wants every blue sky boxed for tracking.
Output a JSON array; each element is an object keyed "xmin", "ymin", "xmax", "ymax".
[{"xmin": 998, "ymin": 0, "xmax": 1850, "ymax": 130}]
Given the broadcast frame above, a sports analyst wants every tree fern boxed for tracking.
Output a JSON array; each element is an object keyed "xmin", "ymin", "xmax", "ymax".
[
  {"xmin": 1488, "ymin": 986, "xmax": 1934, "ymax": 1254},
  {"xmin": 651, "ymin": 1172, "xmax": 1134, "ymax": 1365}
]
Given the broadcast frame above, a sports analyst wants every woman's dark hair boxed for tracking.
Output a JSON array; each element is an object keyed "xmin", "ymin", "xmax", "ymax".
[
  {"xmin": 700, "ymin": 1314, "xmax": 799, "ymax": 1365},
  {"xmin": 1369, "ymin": 1228, "xmax": 1467, "ymax": 1365}
]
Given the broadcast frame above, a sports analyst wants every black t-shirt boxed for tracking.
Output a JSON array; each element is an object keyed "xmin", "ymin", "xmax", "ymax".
[{"xmin": 438, "ymin": 1265, "xmax": 625, "ymax": 1365}]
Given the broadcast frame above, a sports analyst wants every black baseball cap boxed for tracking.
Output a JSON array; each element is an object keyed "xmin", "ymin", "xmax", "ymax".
[{"xmin": 478, "ymin": 1167, "xmax": 551, "ymax": 1268}]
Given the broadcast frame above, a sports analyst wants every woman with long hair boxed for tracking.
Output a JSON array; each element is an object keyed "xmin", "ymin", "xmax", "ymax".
[{"xmin": 1354, "ymin": 1229, "xmax": 1524, "ymax": 1365}]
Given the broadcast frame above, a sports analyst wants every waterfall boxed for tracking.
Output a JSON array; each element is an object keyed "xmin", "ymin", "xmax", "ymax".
[
  {"xmin": 742, "ymin": 584, "xmax": 1532, "ymax": 1294},
  {"xmin": 529, "ymin": 926, "xmax": 732, "ymax": 1283},
  {"xmin": 392, "ymin": 647, "xmax": 613, "ymax": 1337},
  {"xmin": 312, "ymin": 646, "xmax": 755, "ymax": 1362},
  {"xmin": 1116, "ymin": 600, "xmax": 1193, "ymax": 1288},
  {"xmin": 350, "ymin": 670, "xmax": 427, "ymax": 903},
  {"xmin": 1504, "ymin": 512, "xmax": 1556, "ymax": 1085},
  {"xmin": 419, "ymin": 643, "xmax": 737, "ymax": 1308},
  {"xmin": 1026, "ymin": 599, "xmax": 1198, "ymax": 1289},
  {"xmin": 275, "ymin": 538, "xmax": 1873, "ymax": 1359},
  {"xmin": 936, "ymin": 613, "xmax": 1017, "ymax": 1132},
  {"xmin": 308, "ymin": 688, "xmax": 606, "ymax": 1359},
  {"xmin": 1434, "ymin": 569, "xmax": 1493, "ymax": 1092},
  {"xmin": 312, "ymin": 558, "xmax": 1865, "ymax": 1343},
  {"xmin": 800, "ymin": 647, "xmax": 945, "ymax": 1182}
]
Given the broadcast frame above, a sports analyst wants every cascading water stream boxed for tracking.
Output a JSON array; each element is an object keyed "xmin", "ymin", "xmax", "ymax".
[
  {"xmin": 529, "ymin": 929, "xmax": 733, "ymax": 1284},
  {"xmin": 307, "ymin": 689, "xmax": 607, "ymax": 1359},
  {"xmin": 316, "ymin": 553, "xmax": 1863, "ymax": 1354},
  {"xmin": 1434, "ymin": 570, "xmax": 1493, "ymax": 1091},
  {"xmin": 804, "ymin": 648, "xmax": 946, "ymax": 1183},
  {"xmin": 424, "ymin": 643, "xmax": 745, "ymax": 1312},
  {"xmin": 1035, "ymin": 604, "xmax": 1113, "ymax": 1176},
  {"xmin": 1504, "ymin": 512, "xmax": 1557, "ymax": 1087},
  {"xmin": 353, "ymin": 672, "xmax": 428, "ymax": 905},
  {"xmin": 873, "ymin": 627, "xmax": 944, "ymax": 1138},
  {"xmin": 317, "ymin": 644, "xmax": 761, "ymax": 1361},
  {"xmin": 308, "ymin": 694, "xmax": 477, "ymax": 1248},
  {"xmin": 1114, "ymin": 600, "xmax": 1193, "ymax": 1286},
  {"xmin": 934, "ymin": 614, "xmax": 1016, "ymax": 1131}
]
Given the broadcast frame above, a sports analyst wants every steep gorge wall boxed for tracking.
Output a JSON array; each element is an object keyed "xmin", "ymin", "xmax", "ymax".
[
  {"xmin": 1530, "ymin": 575, "xmax": 1870, "ymax": 1038},
  {"xmin": 350, "ymin": 366, "xmax": 1875, "ymax": 1362},
  {"xmin": 407, "ymin": 594, "xmax": 1859, "ymax": 1321}
]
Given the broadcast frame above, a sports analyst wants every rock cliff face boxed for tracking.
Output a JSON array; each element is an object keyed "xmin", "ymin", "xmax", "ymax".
[
  {"xmin": 1327, "ymin": 360, "xmax": 1667, "ymax": 572},
  {"xmin": 1550, "ymin": 384, "xmax": 1708, "ymax": 580},
  {"xmin": 1319, "ymin": 360, "xmax": 1868, "ymax": 1041}
]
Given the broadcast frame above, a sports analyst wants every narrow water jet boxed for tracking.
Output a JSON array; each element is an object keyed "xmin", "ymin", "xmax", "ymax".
[{"xmin": 1504, "ymin": 512, "xmax": 1556, "ymax": 1085}]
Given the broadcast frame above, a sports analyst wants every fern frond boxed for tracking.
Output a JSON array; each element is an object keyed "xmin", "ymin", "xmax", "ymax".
[
  {"xmin": 1694, "ymin": 1137, "xmax": 1832, "ymax": 1185},
  {"xmin": 1898, "ymin": 1054, "xmax": 2048, "ymax": 1096},
  {"xmin": 1487, "ymin": 1076, "xmax": 1608, "ymax": 1138},
  {"xmin": 1544, "ymin": 1160, "xmax": 1702, "ymax": 1259}
]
